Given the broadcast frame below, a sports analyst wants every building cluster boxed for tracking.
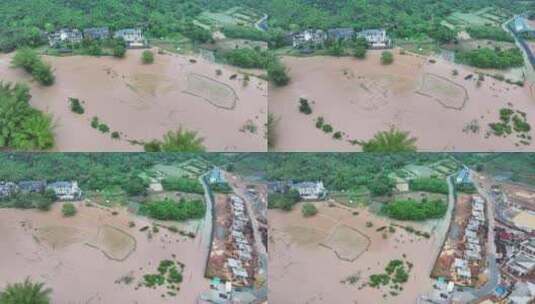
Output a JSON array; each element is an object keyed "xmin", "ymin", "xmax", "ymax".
[
  {"xmin": 453, "ymin": 195, "xmax": 487, "ymax": 286},
  {"xmin": 226, "ymin": 195, "xmax": 256, "ymax": 286},
  {"xmin": 0, "ymin": 180, "xmax": 82, "ymax": 201},
  {"xmin": 268, "ymin": 180, "xmax": 327, "ymax": 200},
  {"xmin": 290, "ymin": 27, "xmax": 391, "ymax": 51},
  {"xmin": 48, "ymin": 27, "xmax": 147, "ymax": 48}
]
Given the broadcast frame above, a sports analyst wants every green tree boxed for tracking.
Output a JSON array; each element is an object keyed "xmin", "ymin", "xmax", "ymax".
[
  {"xmin": 113, "ymin": 45, "xmax": 126, "ymax": 58},
  {"xmin": 362, "ymin": 128, "xmax": 417, "ymax": 152},
  {"xmin": 267, "ymin": 60, "xmax": 290, "ymax": 86},
  {"xmin": 301, "ymin": 203, "xmax": 318, "ymax": 217},
  {"xmin": 61, "ymin": 203, "xmax": 77, "ymax": 217},
  {"xmin": 0, "ymin": 278, "xmax": 52, "ymax": 304},
  {"xmin": 267, "ymin": 113, "xmax": 278, "ymax": 149},
  {"xmin": 123, "ymin": 175, "xmax": 147, "ymax": 196},
  {"xmin": 354, "ymin": 45, "xmax": 367, "ymax": 59},
  {"xmin": 381, "ymin": 51, "xmax": 394, "ymax": 65},
  {"xmin": 142, "ymin": 50, "xmax": 154, "ymax": 64}
]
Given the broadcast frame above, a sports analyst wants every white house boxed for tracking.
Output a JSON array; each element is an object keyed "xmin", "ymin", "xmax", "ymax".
[
  {"xmin": 291, "ymin": 181, "xmax": 326, "ymax": 200},
  {"xmin": 114, "ymin": 28, "xmax": 146, "ymax": 48},
  {"xmin": 357, "ymin": 29, "xmax": 391, "ymax": 49},
  {"xmin": 48, "ymin": 181, "xmax": 82, "ymax": 201}
]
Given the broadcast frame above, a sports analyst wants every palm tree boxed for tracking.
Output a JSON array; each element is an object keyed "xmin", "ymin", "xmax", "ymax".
[
  {"xmin": 0, "ymin": 278, "xmax": 52, "ymax": 304},
  {"xmin": 160, "ymin": 127, "xmax": 205, "ymax": 152},
  {"xmin": 361, "ymin": 127, "xmax": 417, "ymax": 152}
]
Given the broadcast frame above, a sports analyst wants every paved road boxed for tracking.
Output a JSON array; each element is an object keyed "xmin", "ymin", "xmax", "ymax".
[
  {"xmin": 428, "ymin": 174, "xmax": 457, "ymax": 274},
  {"xmin": 199, "ymin": 174, "xmax": 214, "ymax": 274},
  {"xmin": 502, "ymin": 16, "xmax": 535, "ymax": 83},
  {"xmin": 255, "ymin": 14, "xmax": 268, "ymax": 32}
]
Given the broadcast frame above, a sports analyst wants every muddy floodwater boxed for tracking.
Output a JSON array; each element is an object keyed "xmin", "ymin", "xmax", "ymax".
[
  {"xmin": 0, "ymin": 49, "xmax": 267, "ymax": 152},
  {"xmin": 269, "ymin": 202, "xmax": 447, "ymax": 304},
  {"xmin": 0, "ymin": 203, "xmax": 210, "ymax": 303},
  {"xmin": 269, "ymin": 50, "xmax": 535, "ymax": 152}
]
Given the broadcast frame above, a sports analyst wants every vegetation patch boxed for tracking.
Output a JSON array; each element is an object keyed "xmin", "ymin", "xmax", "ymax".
[
  {"xmin": 268, "ymin": 189, "xmax": 300, "ymax": 211},
  {"xmin": 383, "ymin": 198, "xmax": 447, "ymax": 221},
  {"xmin": 368, "ymin": 258, "xmax": 411, "ymax": 292},
  {"xmin": 409, "ymin": 178, "xmax": 448, "ymax": 194},
  {"xmin": 11, "ymin": 48, "xmax": 55, "ymax": 86},
  {"xmin": 142, "ymin": 259, "xmax": 184, "ymax": 295},
  {"xmin": 161, "ymin": 177, "xmax": 203, "ymax": 194},
  {"xmin": 456, "ymin": 47, "xmax": 524, "ymax": 69},
  {"xmin": 69, "ymin": 97, "xmax": 85, "ymax": 114},
  {"xmin": 298, "ymin": 98, "xmax": 312, "ymax": 115},
  {"xmin": 488, "ymin": 107, "xmax": 531, "ymax": 145},
  {"xmin": 139, "ymin": 198, "xmax": 205, "ymax": 221}
]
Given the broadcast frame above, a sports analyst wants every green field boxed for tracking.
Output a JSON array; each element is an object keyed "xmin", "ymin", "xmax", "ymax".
[
  {"xmin": 196, "ymin": 6, "xmax": 263, "ymax": 29},
  {"xmin": 444, "ymin": 7, "xmax": 509, "ymax": 30}
]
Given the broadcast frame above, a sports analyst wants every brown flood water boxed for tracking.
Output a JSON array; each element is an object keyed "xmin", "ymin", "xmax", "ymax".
[
  {"xmin": 0, "ymin": 49, "xmax": 267, "ymax": 152},
  {"xmin": 269, "ymin": 50, "xmax": 535, "ymax": 152},
  {"xmin": 269, "ymin": 202, "xmax": 444, "ymax": 304},
  {"xmin": 0, "ymin": 203, "xmax": 210, "ymax": 303}
]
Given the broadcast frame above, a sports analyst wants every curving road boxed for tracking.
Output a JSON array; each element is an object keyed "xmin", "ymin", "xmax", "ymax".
[{"xmin": 199, "ymin": 173, "xmax": 214, "ymax": 277}]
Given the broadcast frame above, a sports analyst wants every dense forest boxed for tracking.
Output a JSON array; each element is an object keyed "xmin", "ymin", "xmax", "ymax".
[
  {"xmin": 0, "ymin": 0, "xmax": 229, "ymax": 52},
  {"xmin": 265, "ymin": 153, "xmax": 453, "ymax": 192},
  {"xmin": 265, "ymin": 153, "xmax": 535, "ymax": 191},
  {"xmin": 2, "ymin": 0, "xmax": 533, "ymax": 52},
  {"xmin": 0, "ymin": 153, "xmax": 264, "ymax": 191}
]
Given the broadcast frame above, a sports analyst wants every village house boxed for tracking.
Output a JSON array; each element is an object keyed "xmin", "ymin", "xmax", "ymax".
[
  {"xmin": 507, "ymin": 281, "xmax": 535, "ymax": 304},
  {"xmin": 292, "ymin": 29, "xmax": 327, "ymax": 49},
  {"xmin": 454, "ymin": 258, "xmax": 472, "ymax": 284},
  {"xmin": 18, "ymin": 181, "xmax": 47, "ymax": 193},
  {"xmin": 505, "ymin": 252, "xmax": 535, "ymax": 278},
  {"xmin": 512, "ymin": 15, "xmax": 535, "ymax": 36},
  {"xmin": 267, "ymin": 181, "xmax": 290, "ymax": 194},
  {"xmin": 114, "ymin": 28, "xmax": 146, "ymax": 48},
  {"xmin": 0, "ymin": 182, "xmax": 18, "ymax": 199},
  {"xmin": 456, "ymin": 167, "xmax": 472, "ymax": 185},
  {"xmin": 327, "ymin": 28, "xmax": 355, "ymax": 41},
  {"xmin": 48, "ymin": 28, "xmax": 83, "ymax": 47},
  {"xmin": 208, "ymin": 167, "xmax": 225, "ymax": 184},
  {"xmin": 357, "ymin": 29, "xmax": 391, "ymax": 49},
  {"xmin": 393, "ymin": 176, "xmax": 409, "ymax": 192},
  {"xmin": 519, "ymin": 239, "xmax": 535, "ymax": 256},
  {"xmin": 291, "ymin": 181, "xmax": 326, "ymax": 200},
  {"xmin": 47, "ymin": 181, "xmax": 82, "ymax": 201},
  {"xmin": 83, "ymin": 27, "xmax": 110, "ymax": 40}
]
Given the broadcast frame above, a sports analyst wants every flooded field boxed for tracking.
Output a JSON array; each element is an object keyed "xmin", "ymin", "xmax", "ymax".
[
  {"xmin": 0, "ymin": 49, "xmax": 267, "ymax": 152},
  {"xmin": 269, "ymin": 50, "xmax": 535, "ymax": 151},
  {"xmin": 0, "ymin": 203, "xmax": 210, "ymax": 303},
  {"xmin": 269, "ymin": 202, "xmax": 445, "ymax": 303}
]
